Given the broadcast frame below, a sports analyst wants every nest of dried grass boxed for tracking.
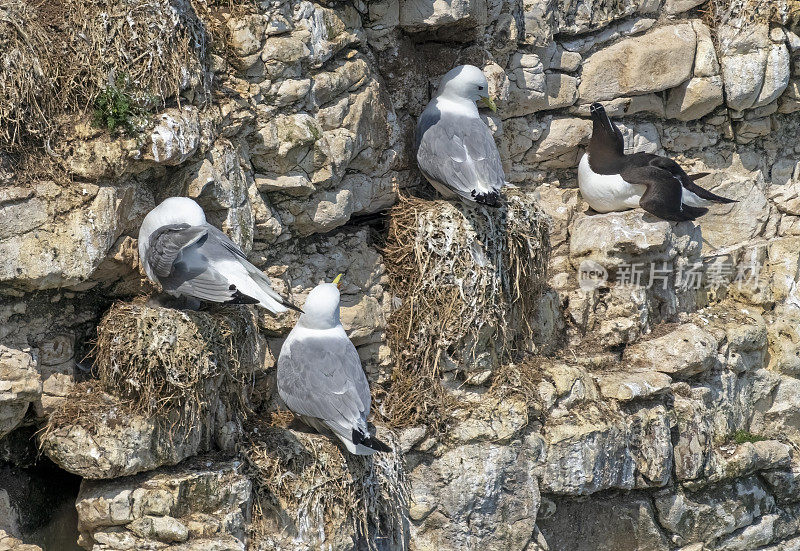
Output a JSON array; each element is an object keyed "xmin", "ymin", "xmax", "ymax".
[
  {"xmin": 93, "ymin": 300, "xmax": 261, "ymax": 428},
  {"xmin": 0, "ymin": 0, "xmax": 209, "ymax": 151},
  {"xmin": 702, "ymin": 0, "xmax": 800, "ymax": 29},
  {"xmin": 39, "ymin": 379, "xmax": 137, "ymax": 446},
  {"xmin": 244, "ymin": 421, "xmax": 408, "ymax": 551},
  {"xmin": 381, "ymin": 190, "xmax": 551, "ymax": 430}
]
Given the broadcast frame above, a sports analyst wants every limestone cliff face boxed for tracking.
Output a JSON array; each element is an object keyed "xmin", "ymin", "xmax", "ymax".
[{"xmin": 3, "ymin": 0, "xmax": 800, "ymax": 550}]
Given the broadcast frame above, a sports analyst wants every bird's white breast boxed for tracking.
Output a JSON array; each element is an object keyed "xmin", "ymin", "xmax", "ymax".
[{"xmin": 578, "ymin": 154, "xmax": 645, "ymax": 213}]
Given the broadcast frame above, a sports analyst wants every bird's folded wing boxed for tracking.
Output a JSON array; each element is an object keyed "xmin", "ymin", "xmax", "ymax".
[
  {"xmin": 167, "ymin": 264, "xmax": 239, "ymax": 303},
  {"xmin": 203, "ymin": 226, "xmax": 291, "ymax": 309},
  {"xmin": 279, "ymin": 335, "xmax": 370, "ymax": 436},
  {"xmin": 147, "ymin": 224, "xmax": 209, "ymax": 278},
  {"xmin": 620, "ymin": 166, "xmax": 700, "ymax": 221},
  {"xmin": 646, "ymin": 156, "xmax": 732, "ymax": 203},
  {"xmin": 416, "ymin": 114, "xmax": 505, "ymax": 200},
  {"xmin": 149, "ymin": 223, "xmax": 240, "ymax": 303},
  {"xmin": 204, "ymin": 224, "xmax": 248, "ymax": 259}
]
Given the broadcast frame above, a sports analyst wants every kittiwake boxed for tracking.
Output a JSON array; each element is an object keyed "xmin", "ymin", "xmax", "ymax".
[
  {"xmin": 277, "ymin": 274, "xmax": 391, "ymax": 455},
  {"xmin": 415, "ymin": 64, "xmax": 505, "ymax": 207},
  {"xmin": 578, "ymin": 102, "xmax": 736, "ymax": 221},
  {"xmin": 138, "ymin": 196, "xmax": 298, "ymax": 313}
]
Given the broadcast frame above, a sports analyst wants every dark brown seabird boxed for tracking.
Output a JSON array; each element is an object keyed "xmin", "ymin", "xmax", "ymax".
[{"xmin": 578, "ymin": 103, "xmax": 736, "ymax": 221}]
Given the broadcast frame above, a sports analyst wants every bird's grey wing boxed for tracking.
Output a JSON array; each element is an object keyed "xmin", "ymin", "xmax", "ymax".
[
  {"xmin": 416, "ymin": 112, "xmax": 505, "ymax": 201},
  {"xmin": 147, "ymin": 224, "xmax": 208, "ymax": 278},
  {"xmin": 149, "ymin": 224, "xmax": 240, "ymax": 303},
  {"xmin": 201, "ymin": 224, "xmax": 296, "ymax": 310},
  {"xmin": 278, "ymin": 334, "xmax": 371, "ymax": 438},
  {"xmin": 203, "ymin": 224, "xmax": 248, "ymax": 260}
]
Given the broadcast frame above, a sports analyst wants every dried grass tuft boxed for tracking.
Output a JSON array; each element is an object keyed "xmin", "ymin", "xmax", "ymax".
[
  {"xmin": 381, "ymin": 190, "xmax": 551, "ymax": 430},
  {"xmin": 40, "ymin": 380, "xmax": 134, "ymax": 443},
  {"xmin": 488, "ymin": 358, "xmax": 548, "ymax": 407},
  {"xmin": 0, "ymin": 1, "xmax": 52, "ymax": 147},
  {"xmin": 0, "ymin": 0, "xmax": 209, "ymax": 152},
  {"xmin": 702, "ymin": 0, "xmax": 800, "ymax": 30},
  {"xmin": 93, "ymin": 300, "xmax": 261, "ymax": 428},
  {"xmin": 244, "ymin": 421, "xmax": 408, "ymax": 551}
]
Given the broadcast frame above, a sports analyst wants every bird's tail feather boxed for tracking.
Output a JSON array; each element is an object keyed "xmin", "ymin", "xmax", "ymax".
[{"xmin": 241, "ymin": 262, "xmax": 302, "ymax": 313}]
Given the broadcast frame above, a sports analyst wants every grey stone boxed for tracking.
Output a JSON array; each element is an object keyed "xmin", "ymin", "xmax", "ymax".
[
  {"xmin": 623, "ymin": 324, "xmax": 718, "ymax": 378},
  {"xmin": 578, "ymin": 24, "xmax": 696, "ymax": 102},
  {"xmin": 0, "ymin": 346, "xmax": 40, "ymax": 439}
]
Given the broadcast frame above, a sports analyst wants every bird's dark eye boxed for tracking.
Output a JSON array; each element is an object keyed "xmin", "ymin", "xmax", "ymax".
[{"xmin": 478, "ymin": 85, "xmax": 484, "ymax": 90}]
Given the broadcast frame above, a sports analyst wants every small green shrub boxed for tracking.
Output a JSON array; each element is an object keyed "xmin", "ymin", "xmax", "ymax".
[
  {"xmin": 92, "ymin": 74, "xmax": 145, "ymax": 135},
  {"xmin": 732, "ymin": 430, "xmax": 767, "ymax": 444}
]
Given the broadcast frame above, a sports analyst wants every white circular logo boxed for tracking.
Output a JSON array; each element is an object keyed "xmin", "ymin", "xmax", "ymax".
[{"xmin": 578, "ymin": 260, "xmax": 608, "ymax": 291}]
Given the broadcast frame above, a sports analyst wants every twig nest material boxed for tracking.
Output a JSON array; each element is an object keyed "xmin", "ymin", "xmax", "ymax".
[
  {"xmin": 244, "ymin": 421, "xmax": 408, "ymax": 551},
  {"xmin": 94, "ymin": 300, "xmax": 264, "ymax": 424},
  {"xmin": 382, "ymin": 190, "xmax": 551, "ymax": 429},
  {"xmin": 41, "ymin": 301, "xmax": 266, "ymax": 478}
]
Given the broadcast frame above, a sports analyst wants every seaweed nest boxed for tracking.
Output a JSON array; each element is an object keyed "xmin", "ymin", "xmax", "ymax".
[
  {"xmin": 93, "ymin": 300, "xmax": 262, "ymax": 428},
  {"xmin": 244, "ymin": 421, "xmax": 408, "ymax": 551},
  {"xmin": 382, "ymin": 190, "xmax": 551, "ymax": 430},
  {"xmin": 0, "ymin": 0, "xmax": 209, "ymax": 151}
]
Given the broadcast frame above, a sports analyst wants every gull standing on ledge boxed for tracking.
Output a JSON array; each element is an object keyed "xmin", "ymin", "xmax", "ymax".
[
  {"xmin": 277, "ymin": 275, "xmax": 391, "ymax": 455},
  {"xmin": 415, "ymin": 64, "xmax": 505, "ymax": 207},
  {"xmin": 578, "ymin": 102, "xmax": 736, "ymax": 221},
  {"xmin": 138, "ymin": 196, "xmax": 298, "ymax": 313}
]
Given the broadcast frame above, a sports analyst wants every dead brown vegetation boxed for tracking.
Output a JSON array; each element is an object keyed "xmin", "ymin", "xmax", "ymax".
[
  {"xmin": 381, "ymin": 190, "xmax": 551, "ymax": 431},
  {"xmin": 93, "ymin": 300, "xmax": 261, "ymax": 427},
  {"xmin": 0, "ymin": 0, "xmax": 209, "ymax": 153},
  {"xmin": 244, "ymin": 421, "xmax": 408, "ymax": 551}
]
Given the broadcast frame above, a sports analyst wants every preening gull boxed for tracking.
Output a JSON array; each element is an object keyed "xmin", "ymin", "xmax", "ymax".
[
  {"xmin": 578, "ymin": 102, "xmax": 736, "ymax": 221},
  {"xmin": 138, "ymin": 197, "xmax": 298, "ymax": 313},
  {"xmin": 415, "ymin": 64, "xmax": 505, "ymax": 207},
  {"xmin": 277, "ymin": 275, "xmax": 390, "ymax": 455}
]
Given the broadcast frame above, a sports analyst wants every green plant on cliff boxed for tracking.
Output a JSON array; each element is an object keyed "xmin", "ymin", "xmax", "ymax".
[
  {"xmin": 92, "ymin": 73, "xmax": 146, "ymax": 135},
  {"xmin": 732, "ymin": 430, "xmax": 768, "ymax": 444}
]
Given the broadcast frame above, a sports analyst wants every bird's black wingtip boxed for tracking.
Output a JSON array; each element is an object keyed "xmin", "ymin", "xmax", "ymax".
[
  {"xmin": 284, "ymin": 300, "xmax": 304, "ymax": 314},
  {"xmin": 226, "ymin": 286, "xmax": 260, "ymax": 305},
  {"xmin": 471, "ymin": 189, "xmax": 502, "ymax": 207},
  {"xmin": 352, "ymin": 429, "xmax": 393, "ymax": 453}
]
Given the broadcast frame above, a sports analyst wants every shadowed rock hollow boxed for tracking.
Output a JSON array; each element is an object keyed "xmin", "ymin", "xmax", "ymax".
[{"xmin": 3, "ymin": 0, "xmax": 800, "ymax": 550}]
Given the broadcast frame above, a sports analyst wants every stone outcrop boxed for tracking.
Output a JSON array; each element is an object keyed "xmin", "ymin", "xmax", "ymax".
[
  {"xmin": 75, "ymin": 456, "xmax": 251, "ymax": 551},
  {"xmin": 3, "ymin": 0, "xmax": 800, "ymax": 550}
]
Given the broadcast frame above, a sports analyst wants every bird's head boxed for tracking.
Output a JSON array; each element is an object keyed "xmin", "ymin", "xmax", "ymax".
[
  {"xmin": 438, "ymin": 65, "xmax": 497, "ymax": 112},
  {"xmin": 298, "ymin": 274, "xmax": 344, "ymax": 330}
]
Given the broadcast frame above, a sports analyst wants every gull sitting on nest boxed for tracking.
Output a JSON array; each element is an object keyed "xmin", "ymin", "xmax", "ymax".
[
  {"xmin": 415, "ymin": 64, "xmax": 505, "ymax": 207},
  {"xmin": 138, "ymin": 196, "xmax": 299, "ymax": 313},
  {"xmin": 277, "ymin": 274, "xmax": 391, "ymax": 455}
]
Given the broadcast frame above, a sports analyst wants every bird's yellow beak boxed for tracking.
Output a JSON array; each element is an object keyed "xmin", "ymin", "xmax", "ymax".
[
  {"xmin": 478, "ymin": 95, "xmax": 497, "ymax": 113},
  {"xmin": 332, "ymin": 273, "xmax": 343, "ymax": 288}
]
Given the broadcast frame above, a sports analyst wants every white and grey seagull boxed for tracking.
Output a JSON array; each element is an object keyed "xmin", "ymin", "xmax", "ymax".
[
  {"xmin": 138, "ymin": 196, "xmax": 298, "ymax": 313},
  {"xmin": 415, "ymin": 64, "xmax": 505, "ymax": 207},
  {"xmin": 277, "ymin": 275, "xmax": 391, "ymax": 455}
]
